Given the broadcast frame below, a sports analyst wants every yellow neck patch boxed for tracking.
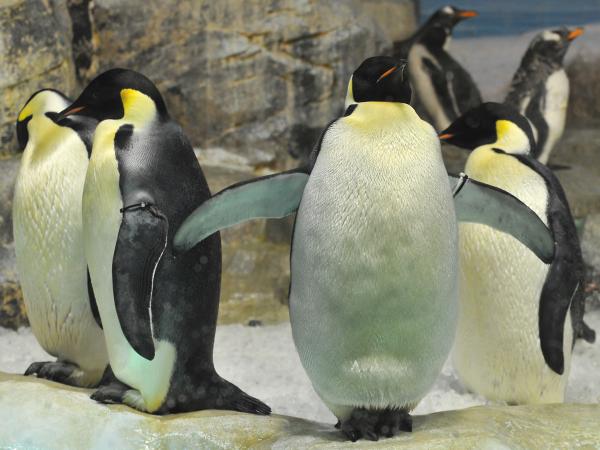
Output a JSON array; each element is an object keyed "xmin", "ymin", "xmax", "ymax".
[
  {"xmin": 120, "ymin": 89, "xmax": 156, "ymax": 126},
  {"xmin": 494, "ymin": 120, "xmax": 530, "ymax": 155}
]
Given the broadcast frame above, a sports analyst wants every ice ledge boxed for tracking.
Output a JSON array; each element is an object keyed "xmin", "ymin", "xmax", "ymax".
[{"xmin": 1, "ymin": 372, "xmax": 599, "ymax": 449}]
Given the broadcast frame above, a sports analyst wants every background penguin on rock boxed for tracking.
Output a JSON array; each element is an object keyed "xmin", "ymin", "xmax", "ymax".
[
  {"xmin": 14, "ymin": 89, "xmax": 108, "ymax": 387},
  {"xmin": 505, "ymin": 27, "xmax": 584, "ymax": 164},
  {"xmin": 173, "ymin": 58, "xmax": 554, "ymax": 441},
  {"xmin": 395, "ymin": 5, "xmax": 481, "ymax": 131},
  {"xmin": 440, "ymin": 102, "xmax": 595, "ymax": 404},
  {"xmin": 57, "ymin": 69, "xmax": 270, "ymax": 415}
]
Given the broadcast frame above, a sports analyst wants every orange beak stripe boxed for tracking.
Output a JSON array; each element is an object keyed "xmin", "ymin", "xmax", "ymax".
[
  {"xmin": 62, "ymin": 105, "xmax": 86, "ymax": 117},
  {"xmin": 457, "ymin": 10, "xmax": 478, "ymax": 18},
  {"xmin": 568, "ymin": 28, "xmax": 584, "ymax": 41},
  {"xmin": 439, "ymin": 133, "xmax": 454, "ymax": 140},
  {"xmin": 376, "ymin": 66, "xmax": 398, "ymax": 83}
]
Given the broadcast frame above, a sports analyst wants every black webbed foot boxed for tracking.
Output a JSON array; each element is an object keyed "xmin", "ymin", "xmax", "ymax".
[
  {"xmin": 90, "ymin": 379, "xmax": 131, "ymax": 405},
  {"xmin": 340, "ymin": 408, "xmax": 412, "ymax": 441},
  {"xmin": 24, "ymin": 361, "xmax": 76, "ymax": 384}
]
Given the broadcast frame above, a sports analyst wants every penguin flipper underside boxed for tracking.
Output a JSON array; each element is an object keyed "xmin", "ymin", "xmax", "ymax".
[
  {"xmin": 113, "ymin": 203, "xmax": 169, "ymax": 360},
  {"xmin": 449, "ymin": 174, "xmax": 555, "ymax": 264},
  {"xmin": 174, "ymin": 169, "xmax": 309, "ymax": 252}
]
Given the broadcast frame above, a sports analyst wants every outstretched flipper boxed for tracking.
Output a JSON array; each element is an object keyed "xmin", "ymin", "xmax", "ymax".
[
  {"xmin": 449, "ymin": 173, "xmax": 555, "ymax": 264},
  {"xmin": 113, "ymin": 201, "xmax": 169, "ymax": 360},
  {"xmin": 174, "ymin": 169, "xmax": 309, "ymax": 252}
]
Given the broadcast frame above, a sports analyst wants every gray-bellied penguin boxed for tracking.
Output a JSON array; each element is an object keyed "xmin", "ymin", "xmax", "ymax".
[
  {"xmin": 505, "ymin": 27, "xmax": 584, "ymax": 164},
  {"xmin": 394, "ymin": 6, "xmax": 481, "ymax": 131},
  {"xmin": 14, "ymin": 89, "xmax": 108, "ymax": 387},
  {"xmin": 56, "ymin": 69, "xmax": 270, "ymax": 415},
  {"xmin": 174, "ymin": 57, "xmax": 554, "ymax": 440},
  {"xmin": 440, "ymin": 102, "xmax": 595, "ymax": 404}
]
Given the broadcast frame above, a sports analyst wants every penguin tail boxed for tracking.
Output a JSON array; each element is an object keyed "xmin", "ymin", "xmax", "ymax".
[{"xmin": 216, "ymin": 379, "xmax": 271, "ymax": 415}]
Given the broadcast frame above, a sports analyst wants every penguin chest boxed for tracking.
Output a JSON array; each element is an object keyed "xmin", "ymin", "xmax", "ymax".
[
  {"xmin": 84, "ymin": 121, "xmax": 175, "ymax": 411},
  {"xmin": 541, "ymin": 69, "xmax": 569, "ymax": 156},
  {"xmin": 290, "ymin": 107, "xmax": 458, "ymax": 409},
  {"xmin": 12, "ymin": 121, "xmax": 105, "ymax": 367}
]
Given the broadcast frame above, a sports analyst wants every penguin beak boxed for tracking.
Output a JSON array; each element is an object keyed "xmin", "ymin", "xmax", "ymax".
[
  {"xmin": 456, "ymin": 10, "xmax": 478, "ymax": 19},
  {"xmin": 567, "ymin": 27, "xmax": 584, "ymax": 41},
  {"xmin": 439, "ymin": 133, "xmax": 454, "ymax": 141},
  {"xmin": 376, "ymin": 66, "xmax": 398, "ymax": 83},
  {"xmin": 56, "ymin": 105, "xmax": 86, "ymax": 122}
]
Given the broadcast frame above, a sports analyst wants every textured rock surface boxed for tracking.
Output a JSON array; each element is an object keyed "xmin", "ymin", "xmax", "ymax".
[
  {"xmin": 0, "ymin": 0, "xmax": 77, "ymax": 156},
  {"xmin": 1, "ymin": 372, "xmax": 600, "ymax": 449}
]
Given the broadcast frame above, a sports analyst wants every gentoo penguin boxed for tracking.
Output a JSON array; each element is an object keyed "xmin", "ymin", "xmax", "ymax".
[
  {"xmin": 57, "ymin": 69, "xmax": 270, "ymax": 415},
  {"xmin": 14, "ymin": 89, "xmax": 108, "ymax": 387},
  {"xmin": 505, "ymin": 27, "xmax": 584, "ymax": 164},
  {"xmin": 174, "ymin": 58, "xmax": 554, "ymax": 440},
  {"xmin": 399, "ymin": 5, "xmax": 482, "ymax": 131},
  {"xmin": 440, "ymin": 102, "xmax": 595, "ymax": 404}
]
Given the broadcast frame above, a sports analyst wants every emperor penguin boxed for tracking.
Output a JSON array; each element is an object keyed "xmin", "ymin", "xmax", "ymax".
[
  {"xmin": 14, "ymin": 89, "xmax": 108, "ymax": 387},
  {"xmin": 505, "ymin": 27, "xmax": 584, "ymax": 164},
  {"xmin": 56, "ymin": 69, "xmax": 270, "ymax": 415},
  {"xmin": 400, "ymin": 5, "xmax": 482, "ymax": 131},
  {"xmin": 440, "ymin": 102, "xmax": 595, "ymax": 404},
  {"xmin": 173, "ymin": 58, "xmax": 554, "ymax": 440}
]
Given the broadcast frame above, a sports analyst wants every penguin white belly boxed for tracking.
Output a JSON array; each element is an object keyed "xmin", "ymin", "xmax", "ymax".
[
  {"xmin": 290, "ymin": 103, "xmax": 458, "ymax": 419},
  {"xmin": 83, "ymin": 120, "xmax": 176, "ymax": 412},
  {"xmin": 408, "ymin": 44, "xmax": 452, "ymax": 131},
  {"xmin": 539, "ymin": 69, "xmax": 569, "ymax": 164},
  {"xmin": 13, "ymin": 119, "xmax": 107, "ymax": 384},
  {"xmin": 454, "ymin": 150, "xmax": 572, "ymax": 403}
]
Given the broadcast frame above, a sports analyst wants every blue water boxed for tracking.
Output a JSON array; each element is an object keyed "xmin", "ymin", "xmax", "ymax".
[{"xmin": 420, "ymin": 0, "xmax": 600, "ymax": 37}]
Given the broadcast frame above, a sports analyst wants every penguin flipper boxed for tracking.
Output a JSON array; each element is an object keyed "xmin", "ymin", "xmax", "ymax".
[
  {"xmin": 450, "ymin": 174, "xmax": 555, "ymax": 264},
  {"xmin": 174, "ymin": 169, "xmax": 309, "ymax": 252},
  {"xmin": 113, "ymin": 203, "xmax": 169, "ymax": 360}
]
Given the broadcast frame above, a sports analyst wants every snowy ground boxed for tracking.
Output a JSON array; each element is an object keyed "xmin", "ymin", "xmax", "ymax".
[{"xmin": 1, "ymin": 309, "xmax": 599, "ymax": 424}]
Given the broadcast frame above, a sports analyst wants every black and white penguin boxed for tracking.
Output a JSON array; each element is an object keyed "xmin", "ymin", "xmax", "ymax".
[
  {"xmin": 57, "ymin": 69, "xmax": 270, "ymax": 415},
  {"xmin": 440, "ymin": 102, "xmax": 595, "ymax": 404},
  {"xmin": 505, "ymin": 27, "xmax": 584, "ymax": 164},
  {"xmin": 397, "ymin": 5, "xmax": 482, "ymax": 131},
  {"xmin": 14, "ymin": 89, "xmax": 108, "ymax": 387},
  {"xmin": 173, "ymin": 58, "xmax": 554, "ymax": 440}
]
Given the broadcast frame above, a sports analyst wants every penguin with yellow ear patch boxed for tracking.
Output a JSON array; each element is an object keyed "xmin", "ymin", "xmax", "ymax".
[
  {"xmin": 440, "ymin": 102, "xmax": 595, "ymax": 404},
  {"xmin": 174, "ymin": 59, "xmax": 555, "ymax": 441},
  {"xmin": 14, "ymin": 89, "xmax": 108, "ymax": 387},
  {"xmin": 57, "ymin": 69, "xmax": 270, "ymax": 415}
]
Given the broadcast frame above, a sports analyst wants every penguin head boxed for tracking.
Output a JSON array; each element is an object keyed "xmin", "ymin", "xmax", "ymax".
[
  {"xmin": 420, "ymin": 6, "xmax": 478, "ymax": 46},
  {"xmin": 346, "ymin": 56, "xmax": 411, "ymax": 105},
  {"xmin": 16, "ymin": 89, "xmax": 70, "ymax": 151},
  {"xmin": 439, "ymin": 102, "xmax": 536, "ymax": 155},
  {"xmin": 526, "ymin": 27, "xmax": 584, "ymax": 65},
  {"xmin": 57, "ymin": 68, "xmax": 167, "ymax": 122}
]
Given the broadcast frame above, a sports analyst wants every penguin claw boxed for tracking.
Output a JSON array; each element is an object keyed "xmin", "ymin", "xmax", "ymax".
[
  {"xmin": 339, "ymin": 408, "xmax": 412, "ymax": 441},
  {"xmin": 24, "ymin": 361, "xmax": 48, "ymax": 376}
]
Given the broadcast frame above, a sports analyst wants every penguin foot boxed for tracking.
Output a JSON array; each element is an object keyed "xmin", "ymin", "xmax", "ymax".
[
  {"xmin": 90, "ymin": 379, "xmax": 130, "ymax": 405},
  {"xmin": 24, "ymin": 360, "xmax": 82, "ymax": 386},
  {"xmin": 579, "ymin": 321, "xmax": 596, "ymax": 344},
  {"xmin": 340, "ymin": 408, "xmax": 412, "ymax": 441},
  {"xmin": 213, "ymin": 379, "xmax": 271, "ymax": 416}
]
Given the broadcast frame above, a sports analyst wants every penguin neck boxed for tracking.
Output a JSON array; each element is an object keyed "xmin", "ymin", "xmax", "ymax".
[
  {"xmin": 485, "ymin": 120, "xmax": 531, "ymax": 155},
  {"xmin": 120, "ymin": 89, "xmax": 159, "ymax": 128}
]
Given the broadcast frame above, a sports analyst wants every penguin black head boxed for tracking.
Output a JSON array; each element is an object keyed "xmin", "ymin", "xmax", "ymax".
[
  {"xmin": 525, "ymin": 27, "xmax": 584, "ymax": 66},
  {"xmin": 439, "ymin": 102, "xmax": 536, "ymax": 155},
  {"xmin": 420, "ymin": 6, "xmax": 478, "ymax": 47},
  {"xmin": 57, "ymin": 68, "xmax": 168, "ymax": 122},
  {"xmin": 347, "ymin": 56, "xmax": 411, "ymax": 105},
  {"xmin": 16, "ymin": 89, "xmax": 70, "ymax": 151}
]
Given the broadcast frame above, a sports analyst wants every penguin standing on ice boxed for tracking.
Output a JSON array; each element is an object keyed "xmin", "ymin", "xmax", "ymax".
[
  {"xmin": 57, "ymin": 69, "xmax": 270, "ymax": 415},
  {"xmin": 14, "ymin": 89, "xmax": 108, "ymax": 387},
  {"xmin": 174, "ymin": 58, "xmax": 554, "ymax": 440},
  {"xmin": 398, "ymin": 5, "xmax": 482, "ymax": 131},
  {"xmin": 440, "ymin": 102, "xmax": 595, "ymax": 404},
  {"xmin": 505, "ymin": 27, "xmax": 584, "ymax": 164}
]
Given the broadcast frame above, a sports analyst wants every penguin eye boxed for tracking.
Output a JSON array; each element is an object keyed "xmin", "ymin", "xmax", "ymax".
[{"xmin": 465, "ymin": 116, "xmax": 480, "ymax": 129}]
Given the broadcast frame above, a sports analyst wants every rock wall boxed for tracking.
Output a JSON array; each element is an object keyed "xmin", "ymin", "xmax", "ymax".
[{"xmin": 0, "ymin": 0, "xmax": 418, "ymax": 328}]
